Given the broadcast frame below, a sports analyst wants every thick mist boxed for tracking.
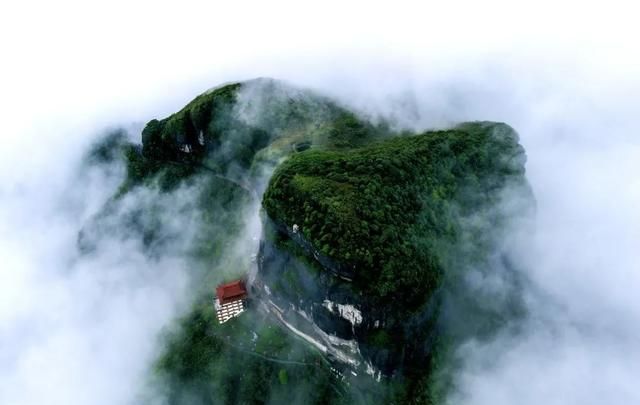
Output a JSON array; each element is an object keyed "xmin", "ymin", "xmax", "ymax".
[
  {"xmin": 334, "ymin": 65, "xmax": 640, "ymax": 404},
  {"xmin": 2, "ymin": 2, "xmax": 640, "ymax": 404},
  {"xmin": 0, "ymin": 137, "xmax": 194, "ymax": 405}
]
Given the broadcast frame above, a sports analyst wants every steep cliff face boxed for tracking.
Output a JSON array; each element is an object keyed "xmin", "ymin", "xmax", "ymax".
[
  {"xmin": 258, "ymin": 121, "xmax": 532, "ymax": 383},
  {"xmin": 126, "ymin": 78, "xmax": 387, "ymax": 193},
  {"xmin": 83, "ymin": 78, "xmax": 534, "ymax": 404}
]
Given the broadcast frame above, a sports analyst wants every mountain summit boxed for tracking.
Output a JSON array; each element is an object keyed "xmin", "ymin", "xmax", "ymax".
[{"xmin": 83, "ymin": 78, "xmax": 533, "ymax": 404}]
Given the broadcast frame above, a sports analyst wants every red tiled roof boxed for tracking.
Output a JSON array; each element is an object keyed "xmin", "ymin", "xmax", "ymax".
[{"xmin": 216, "ymin": 280, "xmax": 247, "ymax": 305}]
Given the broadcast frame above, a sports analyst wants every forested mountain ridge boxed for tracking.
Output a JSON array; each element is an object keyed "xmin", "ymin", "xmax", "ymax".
[
  {"xmin": 263, "ymin": 121, "xmax": 527, "ymax": 307},
  {"xmin": 81, "ymin": 78, "xmax": 533, "ymax": 404}
]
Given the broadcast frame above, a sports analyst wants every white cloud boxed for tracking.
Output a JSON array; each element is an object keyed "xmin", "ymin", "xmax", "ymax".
[
  {"xmin": 0, "ymin": 153, "xmax": 195, "ymax": 405},
  {"xmin": 1, "ymin": 1, "xmax": 639, "ymax": 404}
]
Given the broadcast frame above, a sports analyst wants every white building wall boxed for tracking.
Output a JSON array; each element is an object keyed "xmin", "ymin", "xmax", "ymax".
[{"xmin": 215, "ymin": 298, "xmax": 246, "ymax": 323}]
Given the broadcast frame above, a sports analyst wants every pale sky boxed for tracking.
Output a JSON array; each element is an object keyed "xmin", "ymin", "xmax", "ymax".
[{"xmin": 1, "ymin": 2, "xmax": 639, "ymax": 404}]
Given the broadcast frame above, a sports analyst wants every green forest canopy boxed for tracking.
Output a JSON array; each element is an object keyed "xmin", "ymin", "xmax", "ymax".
[{"xmin": 263, "ymin": 121, "xmax": 526, "ymax": 308}]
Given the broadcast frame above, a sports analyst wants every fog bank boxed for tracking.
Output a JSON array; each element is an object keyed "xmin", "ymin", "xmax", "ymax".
[{"xmin": 1, "ymin": 1, "xmax": 639, "ymax": 404}]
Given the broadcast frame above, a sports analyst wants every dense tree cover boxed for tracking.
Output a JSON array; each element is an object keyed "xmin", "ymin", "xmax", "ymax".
[
  {"xmin": 155, "ymin": 301, "xmax": 352, "ymax": 405},
  {"xmin": 263, "ymin": 122, "xmax": 527, "ymax": 309},
  {"xmin": 84, "ymin": 78, "xmax": 531, "ymax": 405},
  {"xmin": 135, "ymin": 78, "xmax": 388, "ymax": 192},
  {"xmin": 259, "ymin": 216, "xmax": 452, "ymax": 404},
  {"xmin": 260, "ymin": 121, "xmax": 529, "ymax": 403},
  {"xmin": 83, "ymin": 80, "xmax": 394, "ymax": 404},
  {"xmin": 141, "ymin": 83, "xmax": 241, "ymax": 162}
]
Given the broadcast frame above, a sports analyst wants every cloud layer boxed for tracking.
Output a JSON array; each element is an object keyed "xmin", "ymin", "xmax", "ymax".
[{"xmin": 1, "ymin": 2, "xmax": 639, "ymax": 404}]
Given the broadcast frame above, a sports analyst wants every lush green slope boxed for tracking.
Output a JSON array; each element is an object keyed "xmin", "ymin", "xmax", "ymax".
[
  {"xmin": 86, "ymin": 79, "xmax": 395, "ymax": 404},
  {"xmin": 154, "ymin": 300, "xmax": 351, "ymax": 405},
  {"xmin": 82, "ymin": 78, "xmax": 532, "ymax": 405},
  {"xmin": 263, "ymin": 121, "xmax": 526, "ymax": 309},
  {"xmin": 127, "ymin": 78, "xmax": 388, "ymax": 192}
]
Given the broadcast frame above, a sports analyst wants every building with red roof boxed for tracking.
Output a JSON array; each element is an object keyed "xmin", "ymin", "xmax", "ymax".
[{"xmin": 214, "ymin": 280, "xmax": 248, "ymax": 323}]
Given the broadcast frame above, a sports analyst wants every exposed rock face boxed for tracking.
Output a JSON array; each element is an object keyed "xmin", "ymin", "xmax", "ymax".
[
  {"xmin": 258, "ymin": 121, "xmax": 533, "ymax": 380},
  {"xmin": 254, "ymin": 217, "xmax": 380, "ymax": 377},
  {"xmin": 102, "ymin": 77, "xmax": 534, "ymax": 403},
  {"xmin": 255, "ymin": 215, "xmax": 443, "ymax": 379}
]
